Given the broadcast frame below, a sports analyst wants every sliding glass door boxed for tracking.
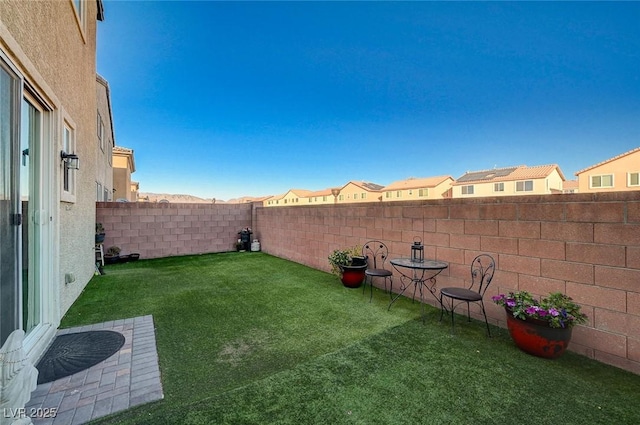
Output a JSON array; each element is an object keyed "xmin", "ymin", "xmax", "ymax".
[
  {"xmin": 21, "ymin": 96, "xmax": 42, "ymax": 335},
  {"xmin": 0, "ymin": 59, "xmax": 21, "ymax": 347},
  {"xmin": 0, "ymin": 55, "xmax": 48, "ymax": 347}
]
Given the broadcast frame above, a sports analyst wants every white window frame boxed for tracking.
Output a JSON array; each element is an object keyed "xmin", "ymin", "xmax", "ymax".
[
  {"xmin": 494, "ymin": 182, "xmax": 505, "ymax": 192},
  {"xmin": 61, "ymin": 117, "xmax": 77, "ymax": 203},
  {"xmin": 627, "ymin": 172, "xmax": 639, "ymax": 187},
  {"xmin": 461, "ymin": 185, "xmax": 474, "ymax": 195},
  {"xmin": 590, "ymin": 174, "xmax": 614, "ymax": 189},
  {"xmin": 516, "ymin": 180, "xmax": 534, "ymax": 192},
  {"xmin": 419, "ymin": 188, "xmax": 428, "ymax": 197},
  {"xmin": 71, "ymin": 0, "xmax": 87, "ymax": 41},
  {"xmin": 97, "ymin": 110, "xmax": 104, "ymax": 151}
]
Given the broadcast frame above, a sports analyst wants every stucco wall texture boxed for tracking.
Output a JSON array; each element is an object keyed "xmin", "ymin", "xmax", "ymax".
[
  {"xmin": 98, "ymin": 193, "xmax": 640, "ymax": 375},
  {"xmin": 1, "ymin": 0, "xmax": 100, "ymax": 317}
]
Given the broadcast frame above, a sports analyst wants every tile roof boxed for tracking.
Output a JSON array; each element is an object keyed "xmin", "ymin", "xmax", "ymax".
[
  {"xmin": 286, "ymin": 189, "xmax": 313, "ymax": 197},
  {"xmin": 305, "ymin": 188, "xmax": 334, "ymax": 197},
  {"xmin": 342, "ymin": 181, "xmax": 384, "ymax": 191},
  {"xmin": 454, "ymin": 165, "xmax": 564, "ymax": 185},
  {"xmin": 574, "ymin": 146, "xmax": 640, "ymax": 175},
  {"xmin": 383, "ymin": 175, "xmax": 453, "ymax": 190}
]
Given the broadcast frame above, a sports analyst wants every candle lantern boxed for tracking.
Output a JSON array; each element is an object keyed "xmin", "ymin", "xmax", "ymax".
[{"xmin": 411, "ymin": 237, "xmax": 424, "ymax": 263}]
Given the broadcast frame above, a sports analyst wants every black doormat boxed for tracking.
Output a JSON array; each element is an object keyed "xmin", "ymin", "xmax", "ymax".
[{"xmin": 36, "ymin": 330, "xmax": 125, "ymax": 384}]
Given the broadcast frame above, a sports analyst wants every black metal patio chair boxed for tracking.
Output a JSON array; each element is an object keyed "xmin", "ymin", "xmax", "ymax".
[
  {"xmin": 439, "ymin": 254, "xmax": 495, "ymax": 336},
  {"xmin": 362, "ymin": 240, "xmax": 393, "ymax": 302}
]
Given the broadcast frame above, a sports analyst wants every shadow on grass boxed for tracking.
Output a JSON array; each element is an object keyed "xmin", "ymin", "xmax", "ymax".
[{"xmin": 67, "ymin": 253, "xmax": 640, "ymax": 425}]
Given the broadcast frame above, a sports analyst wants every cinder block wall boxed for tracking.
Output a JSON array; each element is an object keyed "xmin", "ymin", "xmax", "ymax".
[
  {"xmin": 255, "ymin": 192, "xmax": 640, "ymax": 375},
  {"xmin": 96, "ymin": 202, "xmax": 253, "ymax": 259}
]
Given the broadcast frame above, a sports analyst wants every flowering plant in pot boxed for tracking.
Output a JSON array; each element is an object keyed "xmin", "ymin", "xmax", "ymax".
[
  {"xmin": 492, "ymin": 291, "xmax": 587, "ymax": 359},
  {"xmin": 328, "ymin": 245, "xmax": 366, "ymax": 288}
]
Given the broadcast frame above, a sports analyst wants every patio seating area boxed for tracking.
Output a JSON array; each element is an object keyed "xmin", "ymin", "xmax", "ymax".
[{"xmin": 55, "ymin": 252, "xmax": 640, "ymax": 425}]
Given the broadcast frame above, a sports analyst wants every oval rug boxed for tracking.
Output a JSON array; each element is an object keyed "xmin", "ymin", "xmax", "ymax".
[{"xmin": 36, "ymin": 330, "xmax": 126, "ymax": 384}]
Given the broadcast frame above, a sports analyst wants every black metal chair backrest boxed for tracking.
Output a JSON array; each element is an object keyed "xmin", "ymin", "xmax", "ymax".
[
  {"xmin": 362, "ymin": 240, "xmax": 389, "ymax": 269},
  {"xmin": 470, "ymin": 254, "xmax": 495, "ymax": 296}
]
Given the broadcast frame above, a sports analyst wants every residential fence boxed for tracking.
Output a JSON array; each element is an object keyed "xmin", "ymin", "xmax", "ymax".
[
  {"xmin": 96, "ymin": 202, "xmax": 253, "ymax": 259},
  {"xmin": 97, "ymin": 192, "xmax": 640, "ymax": 375}
]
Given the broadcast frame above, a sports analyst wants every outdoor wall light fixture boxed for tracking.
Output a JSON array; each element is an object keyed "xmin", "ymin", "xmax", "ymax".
[
  {"xmin": 61, "ymin": 151, "xmax": 80, "ymax": 170},
  {"xmin": 411, "ymin": 237, "xmax": 424, "ymax": 263}
]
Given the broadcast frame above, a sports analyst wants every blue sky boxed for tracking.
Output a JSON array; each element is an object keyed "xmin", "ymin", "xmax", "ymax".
[{"xmin": 97, "ymin": 1, "xmax": 640, "ymax": 201}]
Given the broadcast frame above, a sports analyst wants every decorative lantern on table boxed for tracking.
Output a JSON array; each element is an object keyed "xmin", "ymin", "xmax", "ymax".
[{"xmin": 411, "ymin": 237, "xmax": 424, "ymax": 263}]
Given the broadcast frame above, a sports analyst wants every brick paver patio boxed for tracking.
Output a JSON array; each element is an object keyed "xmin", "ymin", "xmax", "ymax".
[{"xmin": 25, "ymin": 315, "xmax": 163, "ymax": 425}]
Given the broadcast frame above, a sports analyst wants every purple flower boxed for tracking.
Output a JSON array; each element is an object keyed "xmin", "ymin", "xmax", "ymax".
[
  {"xmin": 549, "ymin": 308, "xmax": 560, "ymax": 317},
  {"xmin": 506, "ymin": 300, "xmax": 516, "ymax": 308},
  {"xmin": 491, "ymin": 295, "xmax": 505, "ymax": 302},
  {"xmin": 525, "ymin": 306, "xmax": 538, "ymax": 315},
  {"xmin": 537, "ymin": 309, "xmax": 548, "ymax": 317}
]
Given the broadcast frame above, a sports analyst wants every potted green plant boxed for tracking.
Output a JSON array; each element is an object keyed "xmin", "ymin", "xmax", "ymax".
[
  {"xmin": 492, "ymin": 291, "xmax": 588, "ymax": 359},
  {"xmin": 328, "ymin": 245, "xmax": 367, "ymax": 288},
  {"xmin": 95, "ymin": 222, "xmax": 105, "ymax": 244}
]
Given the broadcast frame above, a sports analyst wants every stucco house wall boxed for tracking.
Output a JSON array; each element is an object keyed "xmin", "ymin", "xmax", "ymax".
[
  {"xmin": 453, "ymin": 166, "xmax": 565, "ymax": 198},
  {"xmin": 577, "ymin": 147, "xmax": 640, "ymax": 193},
  {"xmin": 112, "ymin": 146, "xmax": 135, "ymax": 201},
  {"xmin": 0, "ymin": 0, "xmax": 102, "ymax": 357},
  {"xmin": 337, "ymin": 181, "xmax": 382, "ymax": 203},
  {"xmin": 95, "ymin": 74, "xmax": 114, "ymax": 201}
]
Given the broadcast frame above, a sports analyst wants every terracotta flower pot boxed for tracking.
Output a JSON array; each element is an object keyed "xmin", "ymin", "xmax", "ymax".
[{"xmin": 505, "ymin": 311, "xmax": 573, "ymax": 359}]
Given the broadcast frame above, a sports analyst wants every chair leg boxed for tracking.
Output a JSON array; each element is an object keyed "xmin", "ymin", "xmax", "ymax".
[
  {"xmin": 467, "ymin": 302, "xmax": 472, "ymax": 322},
  {"xmin": 480, "ymin": 300, "xmax": 491, "ymax": 337},
  {"xmin": 439, "ymin": 294, "xmax": 445, "ymax": 322},
  {"xmin": 369, "ymin": 277, "xmax": 374, "ymax": 302},
  {"xmin": 388, "ymin": 277, "xmax": 393, "ymax": 300}
]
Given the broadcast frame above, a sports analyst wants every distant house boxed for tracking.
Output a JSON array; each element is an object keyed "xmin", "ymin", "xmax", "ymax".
[
  {"xmin": 264, "ymin": 189, "xmax": 313, "ymax": 206},
  {"xmin": 335, "ymin": 181, "xmax": 384, "ymax": 203},
  {"xmin": 303, "ymin": 188, "xmax": 334, "ymax": 205},
  {"xmin": 112, "ymin": 146, "xmax": 137, "ymax": 201},
  {"xmin": 575, "ymin": 147, "xmax": 640, "ymax": 193},
  {"xmin": 561, "ymin": 180, "xmax": 579, "ymax": 194},
  {"xmin": 452, "ymin": 165, "xmax": 565, "ymax": 198},
  {"xmin": 264, "ymin": 182, "xmax": 384, "ymax": 207},
  {"xmin": 382, "ymin": 176, "xmax": 454, "ymax": 201}
]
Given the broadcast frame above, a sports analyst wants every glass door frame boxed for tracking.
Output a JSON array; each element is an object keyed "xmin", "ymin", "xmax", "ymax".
[
  {"xmin": 20, "ymin": 85, "xmax": 58, "ymax": 354},
  {"xmin": 0, "ymin": 53, "xmax": 22, "ymax": 347}
]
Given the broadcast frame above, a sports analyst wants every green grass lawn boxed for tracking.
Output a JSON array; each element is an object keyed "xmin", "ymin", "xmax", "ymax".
[{"xmin": 64, "ymin": 252, "xmax": 640, "ymax": 424}]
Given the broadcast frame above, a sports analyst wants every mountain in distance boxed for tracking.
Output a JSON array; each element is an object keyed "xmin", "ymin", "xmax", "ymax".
[
  {"xmin": 138, "ymin": 192, "xmax": 273, "ymax": 204},
  {"xmin": 138, "ymin": 192, "xmax": 220, "ymax": 204}
]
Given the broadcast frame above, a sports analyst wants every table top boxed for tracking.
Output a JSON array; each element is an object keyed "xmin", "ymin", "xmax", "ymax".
[{"xmin": 390, "ymin": 258, "xmax": 448, "ymax": 270}]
